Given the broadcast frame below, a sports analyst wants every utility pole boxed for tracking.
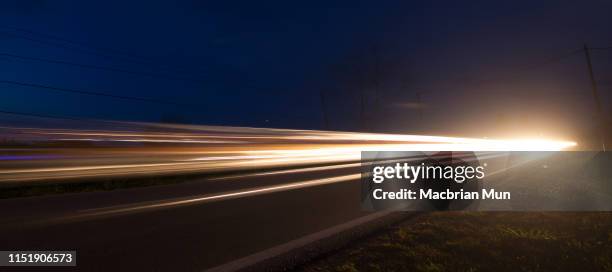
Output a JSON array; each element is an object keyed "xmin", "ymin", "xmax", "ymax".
[{"xmin": 583, "ymin": 44, "xmax": 607, "ymax": 151}]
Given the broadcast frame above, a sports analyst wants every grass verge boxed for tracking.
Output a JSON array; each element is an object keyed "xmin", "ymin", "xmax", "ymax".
[{"xmin": 297, "ymin": 212, "xmax": 612, "ymax": 272}]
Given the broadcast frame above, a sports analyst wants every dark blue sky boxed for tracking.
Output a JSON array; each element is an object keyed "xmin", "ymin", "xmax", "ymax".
[{"xmin": 1, "ymin": 0, "xmax": 611, "ymax": 140}]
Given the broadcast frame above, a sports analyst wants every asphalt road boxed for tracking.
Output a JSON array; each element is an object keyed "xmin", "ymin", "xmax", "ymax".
[
  {"xmin": 2, "ymin": 151, "xmax": 611, "ymax": 272},
  {"xmin": 0, "ymin": 162, "xmax": 368, "ymax": 271}
]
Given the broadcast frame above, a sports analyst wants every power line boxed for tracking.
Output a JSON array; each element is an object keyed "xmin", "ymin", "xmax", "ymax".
[
  {"xmin": 517, "ymin": 48, "xmax": 584, "ymax": 70},
  {"xmin": 0, "ymin": 52, "xmax": 283, "ymax": 99},
  {"xmin": 0, "ymin": 109, "xmax": 152, "ymax": 126},
  {"xmin": 0, "ymin": 52, "xmax": 203, "ymax": 84},
  {"xmin": 591, "ymin": 46, "xmax": 612, "ymax": 50},
  {"xmin": 0, "ymin": 31, "xmax": 172, "ymax": 69},
  {"xmin": 0, "ymin": 26, "xmax": 222, "ymax": 77},
  {"xmin": 473, "ymin": 48, "xmax": 584, "ymax": 85},
  {"xmin": 0, "ymin": 51, "xmax": 283, "ymax": 95},
  {"xmin": 0, "ymin": 30, "xmax": 208, "ymax": 79},
  {"xmin": 412, "ymin": 47, "xmax": 585, "ymax": 93},
  {"xmin": 0, "ymin": 25, "xmax": 158, "ymax": 63},
  {"xmin": 0, "ymin": 109, "xmax": 86, "ymax": 122},
  {"xmin": 0, "ymin": 27, "xmax": 282, "ymax": 95},
  {"xmin": 0, "ymin": 80, "xmax": 203, "ymax": 107}
]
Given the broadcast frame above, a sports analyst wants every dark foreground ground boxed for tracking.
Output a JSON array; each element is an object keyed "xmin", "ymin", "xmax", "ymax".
[{"xmin": 297, "ymin": 212, "xmax": 612, "ymax": 272}]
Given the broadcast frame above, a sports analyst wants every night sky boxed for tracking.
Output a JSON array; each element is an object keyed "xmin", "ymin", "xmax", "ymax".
[{"xmin": 1, "ymin": 1, "xmax": 611, "ymax": 141}]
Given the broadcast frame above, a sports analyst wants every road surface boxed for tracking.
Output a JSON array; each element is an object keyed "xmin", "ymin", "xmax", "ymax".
[{"xmin": 0, "ymin": 161, "xmax": 368, "ymax": 271}]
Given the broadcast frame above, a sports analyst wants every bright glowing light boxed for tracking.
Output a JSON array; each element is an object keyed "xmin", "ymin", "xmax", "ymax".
[{"xmin": 0, "ymin": 123, "xmax": 576, "ymax": 183}]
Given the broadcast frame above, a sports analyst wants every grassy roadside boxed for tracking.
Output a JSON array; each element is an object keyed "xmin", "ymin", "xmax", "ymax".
[{"xmin": 297, "ymin": 212, "xmax": 612, "ymax": 272}]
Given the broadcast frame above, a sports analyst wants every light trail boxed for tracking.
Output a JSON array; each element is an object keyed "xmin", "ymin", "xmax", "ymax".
[
  {"xmin": 0, "ymin": 121, "xmax": 576, "ymax": 184},
  {"xmin": 207, "ymin": 151, "xmax": 509, "ymax": 181},
  {"xmin": 32, "ymin": 174, "xmax": 362, "ymax": 224},
  {"xmin": 208, "ymin": 163, "xmax": 363, "ymax": 181},
  {"xmin": 85, "ymin": 174, "xmax": 360, "ymax": 215},
  {"xmin": 14, "ymin": 151, "xmax": 521, "ymax": 224}
]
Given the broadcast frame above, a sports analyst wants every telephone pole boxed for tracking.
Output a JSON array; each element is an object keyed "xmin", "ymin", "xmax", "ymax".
[{"xmin": 583, "ymin": 43, "xmax": 607, "ymax": 151}]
